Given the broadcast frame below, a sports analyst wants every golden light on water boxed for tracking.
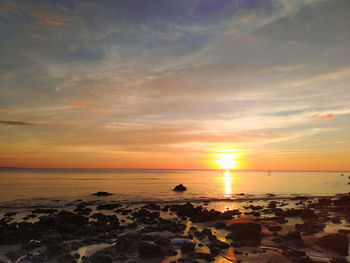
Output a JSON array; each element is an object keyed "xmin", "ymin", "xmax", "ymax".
[
  {"xmin": 223, "ymin": 170, "xmax": 232, "ymax": 195},
  {"xmin": 215, "ymin": 151, "xmax": 239, "ymax": 170}
]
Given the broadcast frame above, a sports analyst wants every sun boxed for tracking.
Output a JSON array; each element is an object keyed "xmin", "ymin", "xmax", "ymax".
[{"xmin": 215, "ymin": 152, "xmax": 238, "ymax": 170}]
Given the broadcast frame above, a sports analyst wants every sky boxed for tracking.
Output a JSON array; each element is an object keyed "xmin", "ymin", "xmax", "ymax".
[{"xmin": 0, "ymin": 0, "xmax": 350, "ymax": 170}]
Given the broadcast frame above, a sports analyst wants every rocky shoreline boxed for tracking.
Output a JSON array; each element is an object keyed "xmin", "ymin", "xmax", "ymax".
[{"xmin": 1, "ymin": 193, "xmax": 350, "ymax": 263}]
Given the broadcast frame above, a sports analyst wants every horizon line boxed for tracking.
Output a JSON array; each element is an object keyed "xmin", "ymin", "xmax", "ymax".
[{"xmin": 0, "ymin": 167, "xmax": 349, "ymax": 173}]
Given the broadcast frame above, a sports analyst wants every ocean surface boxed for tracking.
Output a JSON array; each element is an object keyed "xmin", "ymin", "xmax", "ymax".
[{"xmin": 0, "ymin": 168, "xmax": 349, "ymax": 207}]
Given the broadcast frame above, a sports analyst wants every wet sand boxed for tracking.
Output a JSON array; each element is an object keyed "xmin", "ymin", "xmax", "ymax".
[{"xmin": 1, "ymin": 193, "xmax": 350, "ymax": 263}]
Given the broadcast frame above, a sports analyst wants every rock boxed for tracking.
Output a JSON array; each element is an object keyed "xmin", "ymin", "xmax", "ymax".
[
  {"xmin": 249, "ymin": 205, "xmax": 264, "ymax": 210},
  {"xmin": 209, "ymin": 239, "xmax": 229, "ymax": 249},
  {"xmin": 138, "ymin": 242, "xmax": 165, "ymax": 258},
  {"xmin": 295, "ymin": 221, "xmax": 324, "ymax": 234},
  {"xmin": 226, "ymin": 222, "xmax": 262, "ymax": 246},
  {"xmin": 334, "ymin": 194, "xmax": 350, "ymax": 206},
  {"xmin": 89, "ymin": 254, "xmax": 113, "ymax": 263},
  {"xmin": 92, "ymin": 191, "xmax": 113, "ymax": 196},
  {"xmin": 173, "ymin": 184, "xmax": 187, "ymax": 192},
  {"xmin": 132, "ymin": 208, "xmax": 160, "ymax": 224},
  {"xmin": 46, "ymin": 242, "xmax": 72, "ymax": 259},
  {"xmin": 210, "ymin": 246, "xmax": 221, "ymax": 256},
  {"xmin": 4, "ymin": 212, "xmax": 17, "ymax": 217},
  {"xmin": 284, "ymin": 231, "xmax": 302, "ymax": 241},
  {"xmin": 154, "ymin": 237, "xmax": 177, "ymax": 256},
  {"xmin": 96, "ymin": 203, "xmax": 122, "ymax": 210},
  {"xmin": 330, "ymin": 258, "xmax": 349, "ymax": 263},
  {"xmin": 268, "ymin": 225, "xmax": 282, "ymax": 232},
  {"xmin": 171, "ymin": 238, "xmax": 195, "ymax": 245},
  {"xmin": 318, "ymin": 233, "xmax": 348, "ymax": 256},
  {"xmin": 221, "ymin": 209, "xmax": 241, "ymax": 219},
  {"xmin": 181, "ymin": 242, "xmax": 195, "ymax": 254},
  {"xmin": 57, "ymin": 211, "xmax": 89, "ymax": 225},
  {"xmin": 142, "ymin": 203, "xmax": 161, "ymax": 210},
  {"xmin": 39, "ymin": 230, "xmax": 63, "ymax": 243},
  {"xmin": 32, "ymin": 208, "xmax": 58, "ymax": 214},
  {"xmin": 193, "ymin": 252, "xmax": 214, "ymax": 261},
  {"xmin": 115, "ymin": 234, "xmax": 141, "ymax": 253},
  {"xmin": 276, "ymin": 208, "xmax": 315, "ymax": 219}
]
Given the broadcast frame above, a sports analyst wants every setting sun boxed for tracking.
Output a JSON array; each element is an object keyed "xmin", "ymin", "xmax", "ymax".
[{"xmin": 215, "ymin": 152, "xmax": 239, "ymax": 170}]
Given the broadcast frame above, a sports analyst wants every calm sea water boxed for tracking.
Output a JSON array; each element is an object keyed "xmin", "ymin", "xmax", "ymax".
[{"xmin": 0, "ymin": 168, "xmax": 349, "ymax": 206}]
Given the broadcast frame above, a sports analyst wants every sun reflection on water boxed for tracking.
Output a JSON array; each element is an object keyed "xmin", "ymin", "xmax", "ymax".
[{"xmin": 223, "ymin": 170, "xmax": 232, "ymax": 195}]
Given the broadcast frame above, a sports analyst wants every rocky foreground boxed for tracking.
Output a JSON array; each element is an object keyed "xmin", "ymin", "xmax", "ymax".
[{"xmin": 1, "ymin": 193, "xmax": 350, "ymax": 263}]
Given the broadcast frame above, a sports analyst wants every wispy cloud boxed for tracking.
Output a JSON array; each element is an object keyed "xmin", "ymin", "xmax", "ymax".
[
  {"xmin": 312, "ymin": 113, "xmax": 334, "ymax": 120},
  {"xmin": 0, "ymin": 120, "xmax": 34, "ymax": 126},
  {"xmin": 33, "ymin": 6, "xmax": 70, "ymax": 26}
]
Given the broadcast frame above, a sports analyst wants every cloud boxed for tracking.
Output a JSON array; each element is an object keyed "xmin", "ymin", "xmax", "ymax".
[
  {"xmin": 0, "ymin": 120, "xmax": 34, "ymax": 126},
  {"xmin": 73, "ymin": 101, "xmax": 87, "ymax": 108},
  {"xmin": 312, "ymin": 113, "xmax": 334, "ymax": 120},
  {"xmin": 30, "ymin": 5, "xmax": 71, "ymax": 26}
]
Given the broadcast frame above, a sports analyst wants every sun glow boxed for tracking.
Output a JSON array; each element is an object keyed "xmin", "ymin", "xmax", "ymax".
[{"xmin": 215, "ymin": 152, "xmax": 239, "ymax": 170}]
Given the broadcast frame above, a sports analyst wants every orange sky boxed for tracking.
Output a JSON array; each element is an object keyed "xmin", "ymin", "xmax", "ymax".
[{"xmin": 1, "ymin": 1, "xmax": 350, "ymax": 171}]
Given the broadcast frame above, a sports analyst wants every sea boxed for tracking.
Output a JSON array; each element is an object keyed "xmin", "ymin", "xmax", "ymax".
[{"xmin": 0, "ymin": 168, "xmax": 349, "ymax": 208}]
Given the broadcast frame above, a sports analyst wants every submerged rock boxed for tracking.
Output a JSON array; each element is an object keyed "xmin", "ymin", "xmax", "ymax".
[{"xmin": 173, "ymin": 184, "xmax": 187, "ymax": 191}]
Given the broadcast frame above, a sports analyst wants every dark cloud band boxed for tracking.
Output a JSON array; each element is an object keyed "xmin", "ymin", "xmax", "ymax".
[{"xmin": 0, "ymin": 120, "xmax": 33, "ymax": 126}]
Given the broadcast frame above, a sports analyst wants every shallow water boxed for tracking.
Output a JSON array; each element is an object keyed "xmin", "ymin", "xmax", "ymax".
[{"xmin": 0, "ymin": 168, "xmax": 349, "ymax": 206}]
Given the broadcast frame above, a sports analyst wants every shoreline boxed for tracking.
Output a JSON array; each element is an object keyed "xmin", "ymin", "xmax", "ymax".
[{"xmin": 1, "ymin": 193, "xmax": 350, "ymax": 262}]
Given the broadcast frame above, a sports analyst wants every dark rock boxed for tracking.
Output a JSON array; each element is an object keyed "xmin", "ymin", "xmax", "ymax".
[
  {"xmin": 115, "ymin": 234, "xmax": 141, "ymax": 253},
  {"xmin": 193, "ymin": 252, "xmax": 214, "ymax": 262},
  {"xmin": 57, "ymin": 211, "xmax": 89, "ymax": 225},
  {"xmin": 209, "ymin": 239, "xmax": 229, "ymax": 249},
  {"xmin": 284, "ymin": 231, "xmax": 302, "ymax": 241},
  {"xmin": 154, "ymin": 237, "xmax": 177, "ymax": 256},
  {"xmin": 221, "ymin": 209, "xmax": 241, "ymax": 219},
  {"xmin": 333, "ymin": 194, "xmax": 350, "ymax": 206},
  {"xmin": 132, "ymin": 209, "xmax": 160, "ymax": 224},
  {"xmin": 181, "ymin": 242, "xmax": 195, "ymax": 254},
  {"xmin": 142, "ymin": 203, "xmax": 161, "ymax": 210},
  {"xmin": 295, "ymin": 221, "xmax": 324, "ymax": 234},
  {"xmin": 210, "ymin": 246, "xmax": 221, "ymax": 256},
  {"xmin": 276, "ymin": 208, "xmax": 315, "ymax": 219},
  {"xmin": 173, "ymin": 184, "xmax": 187, "ymax": 192},
  {"xmin": 89, "ymin": 254, "xmax": 113, "ymax": 263},
  {"xmin": 4, "ymin": 212, "xmax": 17, "ymax": 217},
  {"xmin": 74, "ymin": 206, "xmax": 92, "ymax": 215},
  {"xmin": 226, "ymin": 222, "xmax": 262, "ymax": 246},
  {"xmin": 46, "ymin": 242, "xmax": 72, "ymax": 259},
  {"xmin": 249, "ymin": 205, "xmax": 264, "ymax": 210},
  {"xmin": 92, "ymin": 191, "xmax": 113, "ymax": 196},
  {"xmin": 96, "ymin": 203, "xmax": 121, "ymax": 210},
  {"xmin": 32, "ymin": 208, "xmax": 58, "ymax": 214},
  {"xmin": 318, "ymin": 233, "xmax": 348, "ymax": 256},
  {"xmin": 268, "ymin": 225, "xmax": 282, "ymax": 232},
  {"xmin": 330, "ymin": 258, "xmax": 349, "ymax": 263},
  {"xmin": 272, "ymin": 236, "xmax": 283, "ymax": 243},
  {"xmin": 169, "ymin": 203, "xmax": 223, "ymax": 222},
  {"xmin": 138, "ymin": 242, "xmax": 165, "ymax": 258},
  {"xmin": 39, "ymin": 230, "xmax": 63, "ymax": 244},
  {"xmin": 244, "ymin": 211, "xmax": 260, "ymax": 217}
]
